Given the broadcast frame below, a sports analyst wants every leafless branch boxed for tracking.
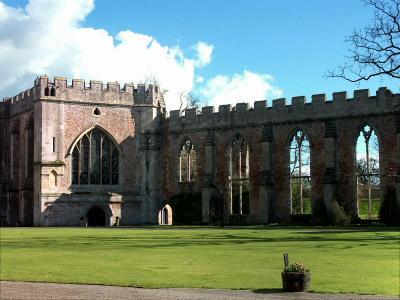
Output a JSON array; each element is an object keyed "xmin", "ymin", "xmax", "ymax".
[{"xmin": 326, "ymin": 0, "xmax": 400, "ymax": 82}]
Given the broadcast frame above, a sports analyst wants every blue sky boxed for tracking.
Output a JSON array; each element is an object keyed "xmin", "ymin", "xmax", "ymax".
[{"xmin": 1, "ymin": 0, "xmax": 398, "ymax": 110}]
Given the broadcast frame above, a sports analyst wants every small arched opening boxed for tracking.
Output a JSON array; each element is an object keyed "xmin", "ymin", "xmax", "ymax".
[
  {"xmin": 158, "ymin": 204, "xmax": 173, "ymax": 225},
  {"xmin": 93, "ymin": 107, "xmax": 101, "ymax": 115},
  {"xmin": 44, "ymin": 87, "xmax": 50, "ymax": 96},
  {"xmin": 49, "ymin": 170, "xmax": 58, "ymax": 188},
  {"xmin": 87, "ymin": 206, "xmax": 106, "ymax": 226},
  {"xmin": 50, "ymin": 87, "xmax": 56, "ymax": 96}
]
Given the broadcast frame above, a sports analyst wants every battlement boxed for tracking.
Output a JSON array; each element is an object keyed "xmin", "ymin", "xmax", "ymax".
[
  {"xmin": 0, "ymin": 100, "xmax": 10, "ymax": 117},
  {"xmin": 33, "ymin": 76, "xmax": 165, "ymax": 107},
  {"xmin": 168, "ymin": 87, "xmax": 400, "ymax": 130},
  {"xmin": 2, "ymin": 76, "xmax": 165, "ymax": 115},
  {"xmin": 2, "ymin": 86, "xmax": 36, "ymax": 116}
]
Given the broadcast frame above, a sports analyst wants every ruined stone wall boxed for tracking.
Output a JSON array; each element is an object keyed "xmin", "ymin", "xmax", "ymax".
[
  {"xmin": 0, "ymin": 101, "xmax": 10, "ymax": 225},
  {"xmin": 163, "ymin": 87, "xmax": 399, "ymax": 223},
  {"xmin": 1, "ymin": 75, "xmax": 398, "ymax": 226},
  {"xmin": 1, "ymin": 87, "xmax": 36, "ymax": 225}
]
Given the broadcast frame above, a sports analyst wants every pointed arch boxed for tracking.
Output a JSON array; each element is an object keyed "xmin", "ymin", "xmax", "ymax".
[
  {"xmin": 355, "ymin": 123, "xmax": 381, "ymax": 219},
  {"xmin": 67, "ymin": 125, "xmax": 123, "ymax": 157},
  {"xmin": 49, "ymin": 170, "xmax": 58, "ymax": 188},
  {"xmin": 70, "ymin": 126, "xmax": 120, "ymax": 185},
  {"xmin": 286, "ymin": 127, "xmax": 314, "ymax": 150},
  {"xmin": 289, "ymin": 129, "xmax": 312, "ymax": 215},
  {"xmin": 228, "ymin": 133, "xmax": 250, "ymax": 215},
  {"xmin": 158, "ymin": 204, "xmax": 173, "ymax": 225},
  {"xmin": 178, "ymin": 136, "xmax": 197, "ymax": 182}
]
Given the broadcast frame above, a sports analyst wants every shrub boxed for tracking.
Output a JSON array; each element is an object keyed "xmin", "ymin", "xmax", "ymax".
[
  {"xmin": 330, "ymin": 199, "xmax": 351, "ymax": 226},
  {"xmin": 380, "ymin": 186, "xmax": 400, "ymax": 226},
  {"xmin": 284, "ymin": 262, "xmax": 310, "ymax": 273}
]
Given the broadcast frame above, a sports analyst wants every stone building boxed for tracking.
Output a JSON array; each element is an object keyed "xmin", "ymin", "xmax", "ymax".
[{"xmin": 0, "ymin": 76, "xmax": 398, "ymax": 226}]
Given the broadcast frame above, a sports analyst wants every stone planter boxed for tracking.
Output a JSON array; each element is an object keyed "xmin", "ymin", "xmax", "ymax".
[{"xmin": 281, "ymin": 271, "xmax": 311, "ymax": 292}]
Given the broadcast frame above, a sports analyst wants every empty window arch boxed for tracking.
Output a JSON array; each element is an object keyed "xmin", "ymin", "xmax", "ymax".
[
  {"xmin": 44, "ymin": 87, "xmax": 49, "ymax": 96},
  {"xmin": 50, "ymin": 87, "xmax": 56, "ymax": 96},
  {"xmin": 289, "ymin": 130, "xmax": 311, "ymax": 215},
  {"xmin": 229, "ymin": 134, "xmax": 249, "ymax": 215},
  {"xmin": 179, "ymin": 139, "xmax": 197, "ymax": 182},
  {"xmin": 355, "ymin": 124, "xmax": 380, "ymax": 219},
  {"xmin": 71, "ymin": 128, "xmax": 119, "ymax": 185}
]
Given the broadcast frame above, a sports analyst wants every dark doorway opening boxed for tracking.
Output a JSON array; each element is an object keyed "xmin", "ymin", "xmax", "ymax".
[
  {"xmin": 87, "ymin": 206, "xmax": 106, "ymax": 226},
  {"xmin": 168, "ymin": 193, "xmax": 202, "ymax": 225},
  {"xmin": 163, "ymin": 207, "xmax": 168, "ymax": 224}
]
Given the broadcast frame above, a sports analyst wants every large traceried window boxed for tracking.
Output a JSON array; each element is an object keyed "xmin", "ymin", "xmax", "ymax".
[
  {"xmin": 290, "ymin": 130, "xmax": 311, "ymax": 214},
  {"xmin": 179, "ymin": 139, "xmax": 197, "ymax": 182},
  {"xmin": 229, "ymin": 134, "xmax": 249, "ymax": 215},
  {"xmin": 355, "ymin": 125, "xmax": 380, "ymax": 219},
  {"xmin": 72, "ymin": 128, "xmax": 119, "ymax": 185}
]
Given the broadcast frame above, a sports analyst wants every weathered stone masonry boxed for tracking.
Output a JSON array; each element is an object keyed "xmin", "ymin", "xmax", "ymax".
[{"xmin": 0, "ymin": 76, "xmax": 398, "ymax": 226}]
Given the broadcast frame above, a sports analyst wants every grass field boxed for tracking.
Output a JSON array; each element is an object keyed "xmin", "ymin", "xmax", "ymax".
[
  {"xmin": 358, "ymin": 199, "xmax": 381, "ymax": 219},
  {"xmin": 0, "ymin": 226, "xmax": 399, "ymax": 295}
]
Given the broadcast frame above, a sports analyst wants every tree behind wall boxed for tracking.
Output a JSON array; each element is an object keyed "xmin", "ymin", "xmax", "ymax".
[{"xmin": 326, "ymin": 0, "xmax": 400, "ymax": 82}]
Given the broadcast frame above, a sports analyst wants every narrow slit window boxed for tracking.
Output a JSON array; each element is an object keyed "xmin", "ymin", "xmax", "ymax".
[{"xmin": 52, "ymin": 137, "xmax": 56, "ymax": 153}]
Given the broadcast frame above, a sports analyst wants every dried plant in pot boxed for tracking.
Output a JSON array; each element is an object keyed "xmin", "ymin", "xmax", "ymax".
[{"xmin": 281, "ymin": 262, "xmax": 311, "ymax": 292}]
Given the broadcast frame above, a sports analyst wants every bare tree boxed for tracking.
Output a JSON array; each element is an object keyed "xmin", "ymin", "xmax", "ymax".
[
  {"xmin": 142, "ymin": 74, "xmax": 168, "ymax": 97},
  {"xmin": 326, "ymin": 0, "xmax": 400, "ymax": 82},
  {"xmin": 178, "ymin": 92, "xmax": 200, "ymax": 113},
  {"xmin": 356, "ymin": 157, "xmax": 380, "ymax": 184}
]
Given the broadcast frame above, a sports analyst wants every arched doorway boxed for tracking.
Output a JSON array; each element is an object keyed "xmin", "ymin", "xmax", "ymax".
[
  {"xmin": 87, "ymin": 206, "xmax": 106, "ymax": 226},
  {"xmin": 158, "ymin": 204, "xmax": 172, "ymax": 225}
]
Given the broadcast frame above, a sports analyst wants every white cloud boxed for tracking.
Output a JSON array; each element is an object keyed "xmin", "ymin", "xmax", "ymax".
[
  {"xmin": 199, "ymin": 70, "xmax": 283, "ymax": 109},
  {"xmin": 0, "ymin": 0, "xmax": 213, "ymax": 110},
  {"xmin": 193, "ymin": 42, "xmax": 213, "ymax": 67}
]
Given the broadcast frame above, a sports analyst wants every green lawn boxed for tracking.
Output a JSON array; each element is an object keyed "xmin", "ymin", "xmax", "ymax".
[
  {"xmin": 358, "ymin": 199, "xmax": 381, "ymax": 219},
  {"xmin": 0, "ymin": 227, "xmax": 399, "ymax": 295}
]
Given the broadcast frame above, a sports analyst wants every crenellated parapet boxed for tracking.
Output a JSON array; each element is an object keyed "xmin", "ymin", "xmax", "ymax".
[
  {"xmin": 2, "ymin": 76, "xmax": 165, "ymax": 115},
  {"xmin": 168, "ymin": 87, "xmax": 400, "ymax": 130},
  {"xmin": 2, "ymin": 87, "xmax": 36, "ymax": 116},
  {"xmin": 0, "ymin": 100, "xmax": 10, "ymax": 117},
  {"xmin": 34, "ymin": 76, "xmax": 165, "ymax": 108}
]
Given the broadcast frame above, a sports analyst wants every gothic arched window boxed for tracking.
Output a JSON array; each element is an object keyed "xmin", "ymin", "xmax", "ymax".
[
  {"xmin": 355, "ymin": 125, "xmax": 380, "ymax": 219},
  {"xmin": 179, "ymin": 139, "xmax": 197, "ymax": 182},
  {"xmin": 229, "ymin": 134, "xmax": 249, "ymax": 215},
  {"xmin": 71, "ymin": 128, "xmax": 119, "ymax": 185},
  {"xmin": 289, "ymin": 130, "xmax": 311, "ymax": 214}
]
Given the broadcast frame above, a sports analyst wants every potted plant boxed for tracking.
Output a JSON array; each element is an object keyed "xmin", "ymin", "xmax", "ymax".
[{"xmin": 282, "ymin": 262, "xmax": 311, "ymax": 292}]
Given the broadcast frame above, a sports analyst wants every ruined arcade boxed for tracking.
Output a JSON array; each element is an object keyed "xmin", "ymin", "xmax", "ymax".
[{"xmin": 0, "ymin": 76, "xmax": 399, "ymax": 226}]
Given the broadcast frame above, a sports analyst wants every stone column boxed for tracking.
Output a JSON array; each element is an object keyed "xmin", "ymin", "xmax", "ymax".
[
  {"xmin": 323, "ymin": 119, "xmax": 337, "ymax": 215},
  {"xmin": 259, "ymin": 125, "xmax": 274, "ymax": 223},
  {"xmin": 202, "ymin": 130, "xmax": 215, "ymax": 224},
  {"xmin": 139, "ymin": 132, "xmax": 161, "ymax": 224}
]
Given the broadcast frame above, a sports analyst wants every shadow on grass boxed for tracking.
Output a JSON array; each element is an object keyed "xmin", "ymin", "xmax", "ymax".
[
  {"xmin": 253, "ymin": 288, "xmax": 284, "ymax": 294},
  {"xmin": 1, "ymin": 227, "xmax": 399, "ymax": 251}
]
